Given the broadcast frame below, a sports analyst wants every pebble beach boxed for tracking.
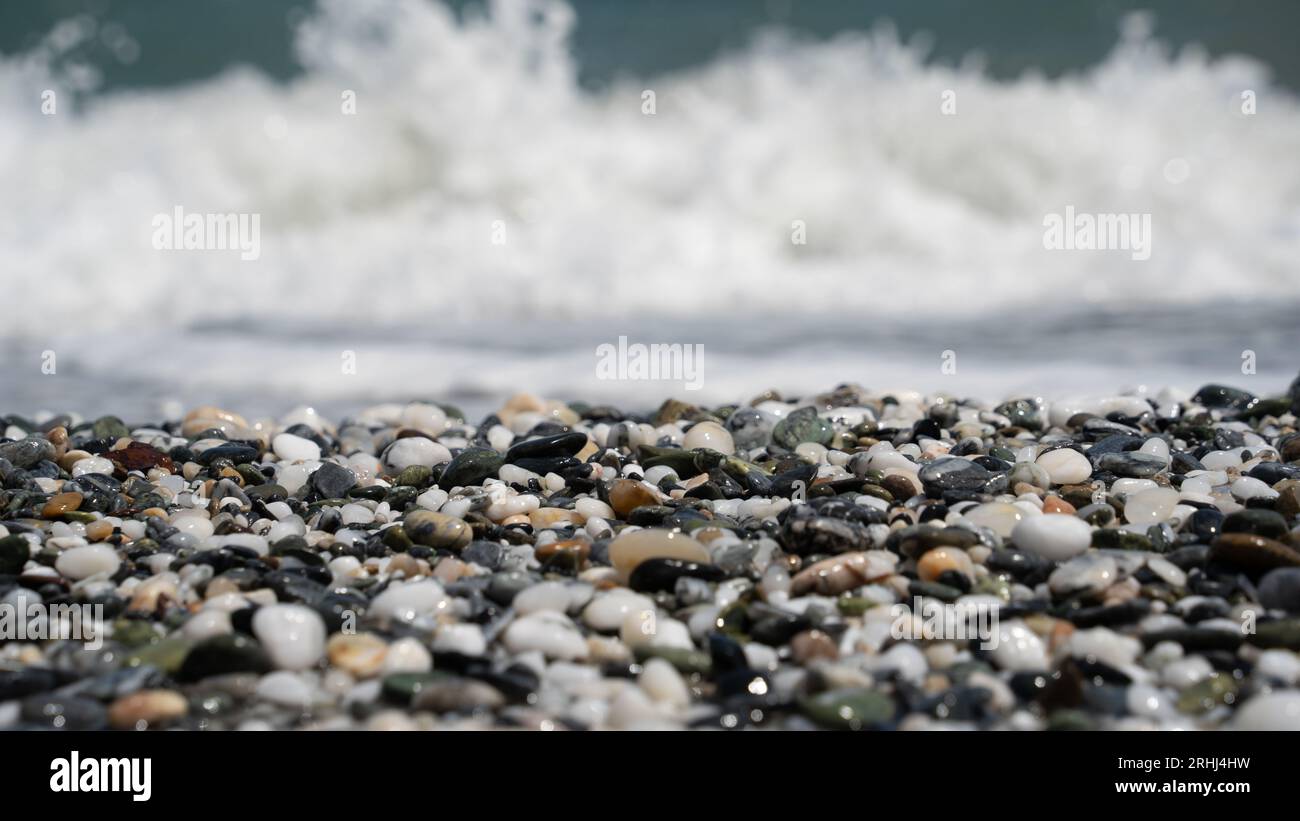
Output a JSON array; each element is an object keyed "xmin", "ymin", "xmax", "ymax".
[{"xmin": 4, "ymin": 377, "xmax": 1300, "ymax": 732}]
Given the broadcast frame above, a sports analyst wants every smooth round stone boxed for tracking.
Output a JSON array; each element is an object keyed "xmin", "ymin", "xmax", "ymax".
[
  {"xmin": 1255, "ymin": 650, "xmax": 1300, "ymax": 685},
  {"xmin": 682, "ymin": 421, "xmax": 735, "ymax": 456},
  {"xmin": 989, "ymin": 620, "xmax": 1049, "ymax": 671},
  {"xmin": 310, "ymin": 462, "xmax": 356, "ymax": 497},
  {"xmin": 381, "ymin": 637, "xmax": 433, "ymax": 674},
  {"xmin": 582, "ymin": 591, "xmax": 655, "ymax": 632},
  {"xmin": 513, "ymin": 581, "xmax": 572, "ymax": 615},
  {"xmin": 54, "ymin": 544, "xmax": 120, "ymax": 580},
  {"xmin": 1234, "ymin": 691, "xmax": 1300, "ymax": 731},
  {"xmin": 107, "ymin": 689, "xmax": 188, "ymax": 730},
  {"xmin": 1066, "ymin": 627, "xmax": 1141, "ymax": 667},
  {"xmin": 1231, "ymin": 476, "xmax": 1278, "ymax": 501},
  {"xmin": 1010, "ymin": 514, "xmax": 1092, "ymax": 561},
  {"xmin": 272, "ymin": 433, "xmax": 320, "ymax": 462},
  {"xmin": 1258, "ymin": 568, "xmax": 1300, "ymax": 612},
  {"xmin": 608, "ymin": 529, "xmax": 710, "ymax": 580},
  {"xmin": 1008, "ymin": 461, "xmax": 1050, "ymax": 489},
  {"xmin": 1200, "ymin": 450, "xmax": 1242, "ymax": 470},
  {"xmin": 72, "ymin": 456, "xmax": 115, "ymax": 478},
  {"xmin": 1112, "ymin": 478, "xmax": 1157, "ymax": 496},
  {"xmin": 171, "ymin": 514, "xmax": 215, "ymax": 539},
  {"xmin": 433, "ymin": 623, "xmax": 487, "ymax": 656},
  {"xmin": 799, "ymin": 688, "xmax": 895, "ymax": 730},
  {"xmin": 789, "ymin": 551, "xmax": 897, "ymax": 596},
  {"xmin": 1123, "ymin": 487, "xmax": 1181, "ymax": 524},
  {"xmin": 1147, "ymin": 556, "xmax": 1187, "ymax": 588},
  {"xmin": 503, "ymin": 611, "xmax": 588, "ymax": 660},
  {"xmin": 1161, "ymin": 656, "xmax": 1212, "ymax": 689},
  {"xmin": 918, "ymin": 456, "xmax": 991, "ymax": 492},
  {"xmin": 340, "ymin": 503, "xmax": 375, "ymax": 525},
  {"xmin": 962, "ymin": 502, "xmax": 1027, "ymax": 539},
  {"xmin": 403, "ymin": 510, "xmax": 472, "ymax": 550},
  {"xmin": 917, "ymin": 547, "xmax": 974, "ymax": 583},
  {"xmin": 0, "ymin": 534, "xmax": 31, "ymax": 574},
  {"xmin": 607, "ymin": 479, "xmax": 663, "ymax": 517},
  {"xmin": 252, "ymin": 604, "xmax": 326, "ymax": 671},
  {"xmin": 772, "ymin": 407, "xmax": 833, "ymax": 450},
  {"xmin": 256, "ymin": 671, "xmax": 315, "ymax": 707},
  {"xmin": 383, "ymin": 437, "xmax": 451, "ymax": 472},
  {"xmin": 1048, "ymin": 554, "xmax": 1118, "ymax": 596},
  {"xmin": 183, "ymin": 609, "xmax": 232, "ymax": 641},
  {"xmin": 639, "ymin": 657, "xmax": 690, "ymax": 708},
  {"xmin": 370, "ymin": 580, "xmax": 449, "ymax": 622},
  {"xmin": 1036, "ymin": 448, "xmax": 1092, "ymax": 485},
  {"xmin": 327, "ymin": 633, "xmax": 389, "ymax": 678}
]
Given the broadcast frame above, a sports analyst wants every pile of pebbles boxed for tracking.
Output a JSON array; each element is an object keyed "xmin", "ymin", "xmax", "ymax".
[{"xmin": 3, "ymin": 378, "xmax": 1300, "ymax": 731}]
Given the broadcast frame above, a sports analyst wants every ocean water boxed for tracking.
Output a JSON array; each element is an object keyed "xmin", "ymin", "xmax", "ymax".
[{"xmin": 1, "ymin": 0, "xmax": 1298, "ymax": 423}]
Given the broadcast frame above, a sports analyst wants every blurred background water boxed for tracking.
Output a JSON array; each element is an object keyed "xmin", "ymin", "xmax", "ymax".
[{"xmin": 1, "ymin": 0, "xmax": 1298, "ymax": 422}]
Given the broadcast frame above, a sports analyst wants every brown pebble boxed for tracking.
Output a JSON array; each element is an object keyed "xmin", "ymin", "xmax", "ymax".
[
  {"xmin": 916, "ymin": 547, "xmax": 974, "ymax": 583},
  {"xmin": 791, "ymin": 629, "xmax": 839, "ymax": 664},
  {"xmin": 42, "ymin": 491, "xmax": 83, "ymax": 518},
  {"xmin": 84, "ymin": 520, "xmax": 115, "ymax": 542},
  {"xmin": 1042, "ymin": 496, "xmax": 1077, "ymax": 515},
  {"xmin": 387, "ymin": 554, "xmax": 420, "ymax": 578},
  {"xmin": 108, "ymin": 690, "xmax": 188, "ymax": 730},
  {"xmin": 608, "ymin": 479, "xmax": 662, "ymax": 517},
  {"xmin": 1210, "ymin": 533, "xmax": 1300, "ymax": 570},
  {"xmin": 880, "ymin": 475, "xmax": 916, "ymax": 501},
  {"xmin": 536, "ymin": 538, "xmax": 591, "ymax": 567}
]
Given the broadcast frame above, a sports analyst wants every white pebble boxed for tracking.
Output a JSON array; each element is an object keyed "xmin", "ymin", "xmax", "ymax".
[
  {"xmin": 1035, "ymin": 449, "xmax": 1092, "ymax": 484},
  {"xmin": 272, "ymin": 433, "xmax": 321, "ymax": 462},
  {"xmin": 54, "ymin": 545, "xmax": 120, "ymax": 581},
  {"xmin": 252, "ymin": 604, "xmax": 326, "ymax": 671},
  {"xmin": 1011, "ymin": 515, "xmax": 1092, "ymax": 561}
]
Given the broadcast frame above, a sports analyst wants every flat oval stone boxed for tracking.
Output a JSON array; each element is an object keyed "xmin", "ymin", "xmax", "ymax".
[
  {"xmin": 628, "ymin": 557, "xmax": 726, "ymax": 592},
  {"xmin": 369, "ymin": 580, "xmax": 449, "ymax": 622},
  {"xmin": 790, "ymin": 550, "xmax": 897, "ymax": 595},
  {"xmin": 505, "ymin": 431, "xmax": 588, "ymax": 463},
  {"xmin": 961, "ymin": 502, "xmax": 1025, "ymax": 539},
  {"xmin": 502, "ymin": 611, "xmax": 588, "ymax": 660},
  {"xmin": 438, "ymin": 447, "xmax": 505, "ymax": 490},
  {"xmin": 272, "ymin": 432, "xmax": 320, "ymax": 462},
  {"xmin": 403, "ymin": 510, "xmax": 472, "ymax": 550},
  {"xmin": 608, "ymin": 529, "xmax": 710, "ymax": 579},
  {"xmin": 683, "ymin": 421, "xmax": 735, "ymax": 455},
  {"xmin": 798, "ymin": 688, "xmax": 894, "ymax": 730},
  {"xmin": 918, "ymin": 456, "xmax": 991, "ymax": 492},
  {"xmin": 608, "ymin": 478, "xmax": 662, "ymax": 517},
  {"xmin": 1097, "ymin": 452, "xmax": 1166, "ymax": 478},
  {"xmin": 107, "ymin": 689, "xmax": 188, "ymax": 730},
  {"xmin": 1123, "ymin": 487, "xmax": 1180, "ymax": 524},
  {"xmin": 55, "ymin": 544, "xmax": 121, "ymax": 580},
  {"xmin": 1036, "ymin": 448, "xmax": 1092, "ymax": 485},
  {"xmin": 1210, "ymin": 534, "xmax": 1300, "ymax": 571},
  {"xmin": 1011, "ymin": 515, "xmax": 1092, "ymax": 562}
]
